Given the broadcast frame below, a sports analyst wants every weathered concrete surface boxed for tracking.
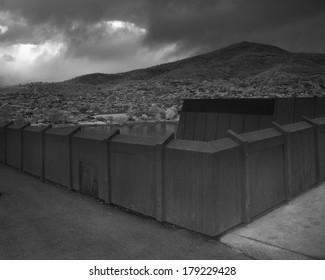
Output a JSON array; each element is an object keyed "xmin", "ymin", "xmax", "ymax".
[
  {"xmin": 0, "ymin": 165, "xmax": 249, "ymax": 260},
  {"xmin": 220, "ymin": 183, "xmax": 325, "ymax": 260}
]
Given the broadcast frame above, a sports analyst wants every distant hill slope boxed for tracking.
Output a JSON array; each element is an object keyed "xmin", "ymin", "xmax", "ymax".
[
  {"xmin": 65, "ymin": 41, "xmax": 325, "ymax": 85},
  {"xmin": 2, "ymin": 42, "xmax": 325, "ymax": 126},
  {"xmin": 0, "ymin": 75, "xmax": 11, "ymax": 88}
]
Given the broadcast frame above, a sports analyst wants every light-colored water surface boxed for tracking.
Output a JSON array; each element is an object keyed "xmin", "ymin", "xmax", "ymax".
[{"xmin": 83, "ymin": 122, "xmax": 178, "ymax": 137}]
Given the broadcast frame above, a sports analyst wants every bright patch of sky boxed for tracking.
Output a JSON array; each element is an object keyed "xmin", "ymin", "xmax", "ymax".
[
  {"xmin": 1, "ymin": 41, "xmax": 64, "ymax": 64},
  {"xmin": 0, "ymin": 15, "xmax": 179, "ymax": 83},
  {"xmin": 0, "ymin": 25, "xmax": 8, "ymax": 34},
  {"xmin": 1, "ymin": 0, "xmax": 324, "ymax": 83},
  {"xmin": 105, "ymin": 20, "xmax": 147, "ymax": 34}
]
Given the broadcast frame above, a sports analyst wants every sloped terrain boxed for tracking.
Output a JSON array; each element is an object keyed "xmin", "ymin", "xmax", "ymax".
[
  {"xmin": 66, "ymin": 41, "xmax": 325, "ymax": 86},
  {"xmin": 1, "ymin": 41, "xmax": 325, "ymax": 126}
]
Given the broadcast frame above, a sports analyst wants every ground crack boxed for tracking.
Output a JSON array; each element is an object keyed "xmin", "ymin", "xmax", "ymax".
[{"xmin": 236, "ymin": 234, "xmax": 319, "ymax": 260}]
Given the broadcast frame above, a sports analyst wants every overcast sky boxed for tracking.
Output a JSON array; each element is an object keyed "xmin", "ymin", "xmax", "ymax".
[{"xmin": 1, "ymin": 0, "xmax": 325, "ymax": 83}]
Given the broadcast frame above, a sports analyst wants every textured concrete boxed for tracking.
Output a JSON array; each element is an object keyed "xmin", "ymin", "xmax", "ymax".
[
  {"xmin": 0, "ymin": 165, "xmax": 249, "ymax": 260},
  {"xmin": 220, "ymin": 183, "xmax": 325, "ymax": 260},
  {"xmin": 2, "ymin": 163, "xmax": 324, "ymax": 260}
]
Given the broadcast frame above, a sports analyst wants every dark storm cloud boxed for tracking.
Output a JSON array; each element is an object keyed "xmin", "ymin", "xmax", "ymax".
[
  {"xmin": 2, "ymin": 0, "xmax": 325, "ymax": 55},
  {"xmin": 0, "ymin": 21, "xmax": 56, "ymax": 47},
  {"xmin": 0, "ymin": 0, "xmax": 147, "ymax": 64},
  {"xmin": 1, "ymin": 0, "xmax": 146, "ymax": 26},
  {"xmin": 63, "ymin": 21, "xmax": 147, "ymax": 60},
  {"xmin": 143, "ymin": 0, "xmax": 325, "ymax": 54},
  {"xmin": 1, "ymin": 0, "xmax": 325, "ymax": 82}
]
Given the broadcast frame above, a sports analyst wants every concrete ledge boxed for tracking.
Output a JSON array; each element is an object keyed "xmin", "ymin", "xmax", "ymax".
[{"xmin": 220, "ymin": 183, "xmax": 325, "ymax": 260}]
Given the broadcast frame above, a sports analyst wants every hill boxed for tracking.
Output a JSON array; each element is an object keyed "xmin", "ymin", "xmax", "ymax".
[
  {"xmin": 1, "ymin": 41, "xmax": 325, "ymax": 126},
  {"xmin": 66, "ymin": 41, "xmax": 325, "ymax": 86},
  {"xmin": 0, "ymin": 75, "xmax": 15, "ymax": 88}
]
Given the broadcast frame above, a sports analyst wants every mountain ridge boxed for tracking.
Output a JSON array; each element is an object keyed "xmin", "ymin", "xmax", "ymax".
[
  {"xmin": 1, "ymin": 41, "xmax": 325, "ymax": 126},
  {"xmin": 65, "ymin": 41, "xmax": 325, "ymax": 85}
]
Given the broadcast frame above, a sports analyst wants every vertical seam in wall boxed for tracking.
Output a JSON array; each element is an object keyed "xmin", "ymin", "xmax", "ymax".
[
  {"xmin": 201, "ymin": 113, "xmax": 207, "ymax": 141},
  {"xmin": 292, "ymin": 96, "xmax": 297, "ymax": 123},
  {"xmin": 240, "ymin": 114, "xmax": 245, "ymax": 134},
  {"xmin": 274, "ymin": 97, "xmax": 278, "ymax": 123},
  {"xmin": 312, "ymin": 96, "xmax": 315, "ymax": 119},
  {"xmin": 257, "ymin": 115, "xmax": 261, "ymax": 130},
  {"xmin": 214, "ymin": 113, "xmax": 219, "ymax": 140},
  {"xmin": 191, "ymin": 113, "xmax": 197, "ymax": 140}
]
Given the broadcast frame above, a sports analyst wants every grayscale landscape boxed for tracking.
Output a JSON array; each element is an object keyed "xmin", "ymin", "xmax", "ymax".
[
  {"xmin": 1, "ymin": 0, "xmax": 325, "ymax": 264},
  {"xmin": 1, "ymin": 41, "xmax": 325, "ymax": 127}
]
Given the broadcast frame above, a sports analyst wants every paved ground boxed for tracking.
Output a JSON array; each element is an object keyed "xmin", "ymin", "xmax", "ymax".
[
  {"xmin": 0, "ymin": 165, "xmax": 249, "ymax": 260},
  {"xmin": 220, "ymin": 183, "xmax": 325, "ymax": 260},
  {"xmin": 1, "ymin": 165, "xmax": 324, "ymax": 260}
]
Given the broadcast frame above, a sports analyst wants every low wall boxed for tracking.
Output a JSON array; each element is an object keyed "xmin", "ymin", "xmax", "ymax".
[
  {"xmin": 43, "ymin": 126, "xmax": 80, "ymax": 188},
  {"xmin": 71, "ymin": 129, "xmax": 117, "ymax": 202},
  {"xmin": 163, "ymin": 138, "xmax": 244, "ymax": 236},
  {"xmin": 301, "ymin": 116, "xmax": 325, "ymax": 183},
  {"xmin": 177, "ymin": 112, "xmax": 275, "ymax": 141},
  {"xmin": 177, "ymin": 97, "xmax": 325, "ymax": 141},
  {"xmin": 287, "ymin": 123, "xmax": 316, "ymax": 196},
  {"xmin": 23, "ymin": 125, "xmax": 51, "ymax": 177},
  {"xmin": 110, "ymin": 134, "xmax": 159, "ymax": 217},
  {"xmin": 229, "ymin": 128, "xmax": 286, "ymax": 220},
  {"xmin": 0, "ymin": 122, "xmax": 8, "ymax": 163},
  {"xmin": 6, "ymin": 123, "xmax": 29, "ymax": 169},
  {"xmin": 0, "ymin": 115, "xmax": 323, "ymax": 236}
]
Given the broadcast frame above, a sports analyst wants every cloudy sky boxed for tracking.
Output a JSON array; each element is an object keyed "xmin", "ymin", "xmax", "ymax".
[{"xmin": 0, "ymin": 0, "xmax": 325, "ymax": 83}]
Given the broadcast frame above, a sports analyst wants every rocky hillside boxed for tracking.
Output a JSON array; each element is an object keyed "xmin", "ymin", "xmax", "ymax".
[
  {"xmin": 67, "ymin": 41, "xmax": 325, "ymax": 87},
  {"xmin": 1, "ymin": 41, "xmax": 325, "ymax": 126}
]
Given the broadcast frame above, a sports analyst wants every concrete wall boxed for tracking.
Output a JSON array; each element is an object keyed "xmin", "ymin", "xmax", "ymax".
[
  {"xmin": 229, "ymin": 128, "xmax": 286, "ymax": 221},
  {"xmin": 23, "ymin": 125, "xmax": 51, "ymax": 177},
  {"xmin": 177, "ymin": 97, "xmax": 325, "ymax": 141},
  {"xmin": 0, "ymin": 123, "xmax": 6, "ymax": 163},
  {"xmin": 43, "ymin": 126, "xmax": 80, "ymax": 187},
  {"xmin": 163, "ymin": 138, "xmax": 244, "ymax": 235},
  {"xmin": 71, "ymin": 130, "xmax": 117, "ymax": 202},
  {"xmin": 0, "ymin": 114, "xmax": 323, "ymax": 236},
  {"xmin": 110, "ymin": 134, "xmax": 159, "ymax": 217},
  {"xmin": 6, "ymin": 123, "xmax": 28, "ymax": 169},
  {"xmin": 177, "ymin": 112, "xmax": 275, "ymax": 141}
]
